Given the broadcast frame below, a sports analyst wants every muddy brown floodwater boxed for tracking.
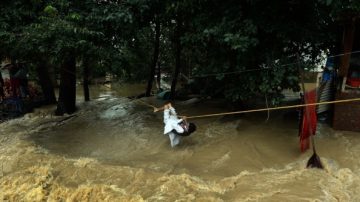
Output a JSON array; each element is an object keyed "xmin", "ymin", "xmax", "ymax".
[{"xmin": 1, "ymin": 85, "xmax": 360, "ymax": 201}]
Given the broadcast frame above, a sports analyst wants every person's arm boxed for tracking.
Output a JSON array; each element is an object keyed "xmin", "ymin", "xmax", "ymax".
[
  {"xmin": 160, "ymin": 104, "xmax": 170, "ymax": 124},
  {"xmin": 153, "ymin": 106, "xmax": 166, "ymax": 112},
  {"xmin": 154, "ymin": 102, "xmax": 172, "ymax": 112},
  {"xmin": 154, "ymin": 103, "xmax": 177, "ymax": 112}
]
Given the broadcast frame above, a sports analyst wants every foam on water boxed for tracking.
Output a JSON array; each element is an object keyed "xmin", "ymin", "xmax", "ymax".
[{"xmin": 1, "ymin": 91, "xmax": 360, "ymax": 201}]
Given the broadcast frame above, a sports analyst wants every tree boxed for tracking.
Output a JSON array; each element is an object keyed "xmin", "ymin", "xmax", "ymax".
[
  {"xmin": 0, "ymin": 1, "xmax": 58, "ymax": 104},
  {"xmin": 2, "ymin": 0, "xmax": 359, "ymax": 110},
  {"xmin": 172, "ymin": 0, "xmax": 357, "ymax": 103},
  {"xmin": 82, "ymin": 58, "xmax": 90, "ymax": 102},
  {"xmin": 55, "ymin": 56, "xmax": 76, "ymax": 115},
  {"xmin": 145, "ymin": 15, "xmax": 161, "ymax": 97}
]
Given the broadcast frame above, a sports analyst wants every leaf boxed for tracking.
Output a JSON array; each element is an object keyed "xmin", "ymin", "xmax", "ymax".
[{"xmin": 44, "ymin": 5, "xmax": 58, "ymax": 16}]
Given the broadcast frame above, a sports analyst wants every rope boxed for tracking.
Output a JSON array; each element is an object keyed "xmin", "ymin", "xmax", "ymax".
[
  {"xmin": 189, "ymin": 50, "xmax": 360, "ymax": 79},
  {"xmin": 184, "ymin": 97, "xmax": 360, "ymax": 119},
  {"xmin": 191, "ymin": 68, "xmax": 269, "ymax": 78},
  {"xmin": 327, "ymin": 50, "xmax": 360, "ymax": 59},
  {"xmin": 134, "ymin": 98, "xmax": 157, "ymax": 108}
]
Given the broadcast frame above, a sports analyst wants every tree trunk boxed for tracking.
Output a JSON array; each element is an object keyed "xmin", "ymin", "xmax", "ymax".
[
  {"xmin": 36, "ymin": 61, "xmax": 56, "ymax": 104},
  {"xmin": 55, "ymin": 56, "xmax": 77, "ymax": 115},
  {"xmin": 145, "ymin": 16, "xmax": 161, "ymax": 97},
  {"xmin": 83, "ymin": 58, "xmax": 90, "ymax": 101},
  {"xmin": 170, "ymin": 18, "xmax": 182, "ymax": 100},
  {"xmin": 156, "ymin": 61, "xmax": 161, "ymax": 90},
  {"xmin": 338, "ymin": 20, "xmax": 355, "ymax": 77}
]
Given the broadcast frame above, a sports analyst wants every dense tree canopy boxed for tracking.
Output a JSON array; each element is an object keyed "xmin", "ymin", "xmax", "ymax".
[{"xmin": 1, "ymin": 0, "xmax": 359, "ymax": 113}]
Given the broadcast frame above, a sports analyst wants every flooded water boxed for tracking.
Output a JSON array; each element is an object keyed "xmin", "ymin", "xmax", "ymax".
[{"xmin": 1, "ymin": 84, "xmax": 360, "ymax": 201}]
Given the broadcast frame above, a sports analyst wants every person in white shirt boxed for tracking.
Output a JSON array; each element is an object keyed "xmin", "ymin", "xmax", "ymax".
[{"xmin": 154, "ymin": 103, "xmax": 196, "ymax": 147}]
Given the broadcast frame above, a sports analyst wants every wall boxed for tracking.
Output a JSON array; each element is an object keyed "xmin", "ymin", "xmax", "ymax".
[{"xmin": 333, "ymin": 91, "xmax": 360, "ymax": 132}]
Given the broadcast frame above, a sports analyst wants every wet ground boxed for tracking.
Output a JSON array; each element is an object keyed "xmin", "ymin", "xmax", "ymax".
[{"xmin": 1, "ymin": 84, "xmax": 360, "ymax": 201}]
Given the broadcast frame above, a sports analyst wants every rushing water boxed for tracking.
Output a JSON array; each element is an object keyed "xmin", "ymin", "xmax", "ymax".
[{"xmin": 1, "ymin": 84, "xmax": 360, "ymax": 201}]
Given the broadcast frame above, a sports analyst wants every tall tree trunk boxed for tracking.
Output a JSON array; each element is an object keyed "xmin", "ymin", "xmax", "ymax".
[
  {"xmin": 36, "ymin": 61, "xmax": 56, "ymax": 104},
  {"xmin": 145, "ymin": 16, "xmax": 161, "ymax": 97},
  {"xmin": 55, "ymin": 56, "xmax": 76, "ymax": 115},
  {"xmin": 338, "ymin": 20, "xmax": 355, "ymax": 77},
  {"xmin": 83, "ymin": 58, "xmax": 90, "ymax": 101},
  {"xmin": 156, "ymin": 61, "xmax": 161, "ymax": 90},
  {"xmin": 170, "ymin": 18, "xmax": 182, "ymax": 100}
]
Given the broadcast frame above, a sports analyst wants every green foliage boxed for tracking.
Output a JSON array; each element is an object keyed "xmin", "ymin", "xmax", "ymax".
[
  {"xmin": 0, "ymin": 0, "xmax": 135, "ymax": 78},
  {"xmin": 176, "ymin": 0, "xmax": 358, "ymax": 103},
  {"xmin": 1, "ymin": 0, "xmax": 359, "ymax": 104},
  {"xmin": 44, "ymin": 5, "xmax": 58, "ymax": 16}
]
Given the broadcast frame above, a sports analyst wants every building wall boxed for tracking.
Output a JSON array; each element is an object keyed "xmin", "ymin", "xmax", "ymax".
[{"xmin": 333, "ymin": 91, "xmax": 360, "ymax": 132}]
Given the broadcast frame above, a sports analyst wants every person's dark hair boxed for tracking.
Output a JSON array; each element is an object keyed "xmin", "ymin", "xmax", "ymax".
[{"xmin": 188, "ymin": 123, "xmax": 196, "ymax": 134}]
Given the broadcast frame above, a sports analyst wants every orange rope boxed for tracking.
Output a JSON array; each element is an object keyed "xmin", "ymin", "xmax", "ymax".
[{"xmin": 184, "ymin": 98, "xmax": 360, "ymax": 119}]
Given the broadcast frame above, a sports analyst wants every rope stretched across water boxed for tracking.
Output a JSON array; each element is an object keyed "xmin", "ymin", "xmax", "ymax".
[
  {"xmin": 183, "ymin": 97, "xmax": 360, "ymax": 119},
  {"xmin": 134, "ymin": 98, "xmax": 157, "ymax": 109},
  {"xmin": 136, "ymin": 97, "xmax": 360, "ymax": 119},
  {"xmin": 103, "ymin": 50, "xmax": 360, "ymax": 114}
]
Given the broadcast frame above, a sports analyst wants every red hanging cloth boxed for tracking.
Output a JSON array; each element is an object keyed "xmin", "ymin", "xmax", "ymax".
[{"xmin": 299, "ymin": 90, "xmax": 317, "ymax": 152}]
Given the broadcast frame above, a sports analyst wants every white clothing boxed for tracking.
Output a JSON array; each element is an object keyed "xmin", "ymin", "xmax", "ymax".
[
  {"xmin": 168, "ymin": 132, "xmax": 180, "ymax": 147},
  {"xmin": 163, "ymin": 107, "xmax": 184, "ymax": 147}
]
